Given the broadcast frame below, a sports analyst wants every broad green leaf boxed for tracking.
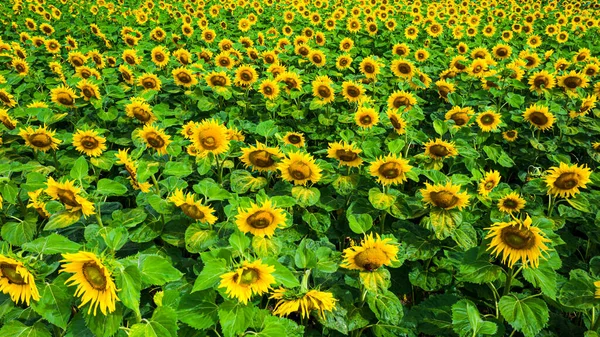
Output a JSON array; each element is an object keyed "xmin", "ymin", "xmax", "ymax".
[
  {"xmin": 70, "ymin": 156, "xmax": 89, "ymax": 180},
  {"xmin": 566, "ymin": 194, "xmax": 591, "ymax": 213},
  {"xmin": 558, "ymin": 269, "xmax": 599, "ymax": 310},
  {"xmin": 116, "ymin": 265, "xmax": 141, "ymax": 316},
  {"xmin": 262, "ymin": 257, "xmax": 301, "ymax": 288},
  {"xmin": 185, "ymin": 223, "xmax": 218, "ymax": 253},
  {"xmin": 43, "ymin": 210, "xmax": 81, "ymax": 231},
  {"xmin": 522, "ymin": 261, "xmax": 558, "ymax": 299},
  {"xmin": 177, "ymin": 290, "xmax": 218, "ymax": 330},
  {"xmin": 291, "ymin": 186, "xmax": 320, "ymax": 207},
  {"xmin": 22, "ymin": 233, "xmax": 81, "ymax": 254},
  {"xmin": 2, "ymin": 217, "xmax": 37, "ymax": 245},
  {"xmin": 229, "ymin": 231, "xmax": 250, "ymax": 253},
  {"xmin": 450, "ymin": 223, "xmax": 477, "ymax": 250},
  {"xmin": 230, "ymin": 170, "xmax": 267, "ymax": 194},
  {"xmin": 452, "ymin": 299, "xmax": 497, "ymax": 337},
  {"xmin": 366, "ymin": 290, "xmax": 404, "ymax": 324},
  {"xmin": 347, "ymin": 212, "xmax": 373, "ymax": 234},
  {"xmin": 139, "ymin": 255, "xmax": 183, "ymax": 285},
  {"xmin": 368, "ymin": 188, "xmax": 396, "ymax": 210},
  {"xmin": 84, "ymin": 305, "xmax": 122, "ymax": 337},
  {"xmin": 163, "ymin": 161, "xmax": 193, "ymax": 178},
  {"xmin": 0, "ymin": 321, "xmax": 52, "ymax": 337},
  {"xmin": 218, "ymin": 301, "xmax": 253, "ymax": 337},
  {"xmin": 96, "ymin": 178, "xmax": 128, "ymax": 196},
  {"xmin": 192, "ymin": 254, "xmax": 229, "ymax": 292},
  {"xmin": 428, "ymin": 209, "xmax": 462, "ymax": 240},
  {"xmin": 499, "ymin": 294, "xmax": 549, "ymax": 337},
  {"xmin": 294, "ymin": 239, "xmax": 317, "ymax": 269},
  {"xmin": 457, "ymin": 248, "xmax": 503, "ymax": 284},
  {"xmin": 31, "ymin": 282, "xmax": 72, "ymax": 330}
]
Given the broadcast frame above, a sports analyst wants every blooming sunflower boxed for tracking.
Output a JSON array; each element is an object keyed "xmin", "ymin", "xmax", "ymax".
[
  {"xmin": 172, "ymin": 67, "xmax": 197, "ymax": 88},
  {"xmin": 19, "ymin": 125, "xmax": 61, "ymax": 152},
  {"xmin": 528, "ymin": 70, "xmax": 556, "ymax": 94},
  {"xmin": 557, "ymin": 71, "xmax": 589, "ymax": 92},
  {"xmin": 234, "ymin": 65, "xmax": 258, "ymax": 87},
  {"xmin": 138, "ymin": 73, "xmax": 162, "ymax": 91},
  {"xmin": 205, "ymin": 71, "xmax": 231, "ymax": 89},
  {"xmin": 76, "ymin": 79, "xmax": 101, "ymax": 101},
  {"xmin": 151, "ymin": 46, "xmax": 170, "ymax": 68},
  {"xmin": 359, "ymin": 57, "xmax": 383, "ymax": 79},
  {"xmin": 12, "ymin": 58, "xmax": 29, "ymax": 76},
  {"xmin": 308, "ymin": 50, "xmax": 326, "ymax": 67},
  {"xmin": 435, "ymin": 79, "xmax": 456, "ymax": 101},
  {"xmin": 259, "ymin": 79, "xmax": 280, "ymax": 100},
  {"xmin": 392, "ymin": 43, "xmax": 410, "ymax": 57},
  {"xmin": 125, "ymin": 98, "xmax": 156, "ymax": 124},
  {"xmin": 45, "ymin": 177, "xmax": 95, "ymax": 216},
  {"xmin": 341, "ymin": 233, "xmax": 398, "ymax": 272},
  {"xmin": 341, "ymin": 81, "xmax": 365, "ymax": 103},
  {"xmin": 192, "ymin": 119, "xmax": 230, "ymax": 156},
  {"xmin": 523, "ymin": 104, "xmax": 555, "ymax": 131},
  {"xmin": 492, "ymin": 44, "xmax": 512, "ymax": 60},
  {"xmin": 271, "ymin": 288, "xmax": 337, "ymax": 319},
  {"xmin": 60, "ymin": 252, "xmax": 119, "ymax": 315},
  {"xmin": 72, "ymin": 129, "xmax": 107, "ymax": 157},
  {"xmin": 498, "ymin": 192, "xmax": 526, "ymax": 214},
  {"xmin": 283, "ymin": 132, "xmax": 305, "ymax": 147},
  {"xmin": 114, "ymin": 149, "xmax": 152, "ymax": 193},
  {"xmin": 277, "ymin": 71, "xmax": 303, "ymax": 93},
  {"xmin": 240, "ymin": 142, "xmax": 282, "ymax": 172},
  {"xmin": 369, "ymin": 154, "xmax": 412, "ymax": 186},
  {"xmin": 28, "ymin": 189, "xmax": 50, "ymax": 218},
  {"xmin": 327, "ymin": 141, "xmax": 363, "ymax": 167},
  {"xmin": 445, "ymin": 106, "xmax": 473, "ymax": 127},
  {"xmin": 387, "ymin": 90, "xmax": 417, "ymax": 112},
  {"xmin": 420, "ymin": 181, "xmax": 470, "ymax": 210},
  {"xmin": 235, "ymin": 199, "xmax": 286, "ymax": 238},
  {"xmin": 476, "ymin": 111, "xmax": 502, "ymax": 132},
  {"xmin": 312, "ymin": 77, "xmax": 335, "ymax": 104},
  {"xmin": 544, "ymin": 162, "xmax": 592, "ymax": 198},
  {"xmin": 0, "ymin": 108, "xmax": 17, "ymax": 130},
  {"xmin": 219, "ymin": 260, "xmax": 276, "ymax": 304},
  {"xmin": 424, "ymin": 138, "xmax": 458, "ymax": 160},
  {"xmin": 503, "ymin": 130, "xmax": 518, "ymax": 142},
  {"xmin": 137, "ymin": 124, "xmax": 171, "ymax": 155},
  {"xmin": 478, "ymin": 170, "xmax": 501, "ymax": 196},
  {"xmin": 391, "ymin": 59, "xmax": 415, "ymax": 78},
  {"xmin": 339, "ymin": 37, "xmax": 354, "ymax": 52},
  {"xmin": 336, "ymin": 54, "xmax": 353, "ymax": 70},
  {"xmin": 387, "ymin": 110, "xmax": 407, "ymax": 135},
  {"xmin": 168, "ymin": 189, "xmax": 217, "ymax": 224},
  {"xmin": 50, "ymin": 85, "xmax": 78, "ymax": 108},
  {"xmin": 278, "ymin": 151, "xmax": 322, "ymax": 186},
  {"xmin": 0, "ymin": 255, "xmax": 41, "ymax": 305},
  {"xmin": 485, "ymin": 215, "xmax": 550, "ymax": 268}
]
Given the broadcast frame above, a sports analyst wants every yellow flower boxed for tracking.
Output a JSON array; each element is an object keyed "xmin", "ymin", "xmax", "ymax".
[
  {"xmin": 341, "ymin": 81, "xmax": 365, "ymax": 103},
  {"xmin": 0, "ymin": 108, "xmax": 17, "ymax": 130},
  {"xmin": 544, "ymin": 162, "xmax": 592, "ymax": 198},
  {"xmin": 312, "ymin": 77, "xmax": 335, "ymax": 104},
  {"xmin": 369, "ymin": 154, "xmax": 412, "ymax": 186},
  {"xmin": 19, "ymin": 125, "xmax": 61, "ymax": 152},
  {"xmin": 476, "ymin": 111, "xmax": 502, "ymax": 132},
  {"xmin": 528, "ymin": 70, "xmax": 556, "ymax": 94},
  {"xmin": 271, "ymin": 288, "xmax": 337, "ymax": 319},
  {"xmin": 234, "ymin": 65, "xmax": 258, "ymax": 87},
  {"xmin": 138, "ymin": 73, "xmax": 162, "ymax": 91},
  {"xmin": 151, "ymin": 45, "xmax": 170, "ymax": 68},
  {"xmin": 498, "ymin": 192, "xmax": 526, "ymax": 214},
  {"xmin": 282, "ymin": 132, "xmax": 305, "ymax": 147},
  {"xmin": 172, "ymin": 67, "xmax": 197, "ymax": 88},
  {"xmin": 486, "ymin": 215, "xmax": 550, "ymax": 268},
  {"xmin": 387, "ymin": 90, "xmax": 417, "ymax": 111},
  {"xmin": 137, "ymin": 124, "xmax": 171, "ymax": 155},
  {"xmin": 219, "ymin": 260, "xmax": 276, "ymax": 304},
  {"xmin": 0, "ymin": 255, "xmax": 41, "ymax": 306},
  {"xmin": 240, "ymin": 142, "xmax": 282, "ymax": 172},
  {"xmin": 336, "ymin": 54, "xmax": 353, "ymax": 70},
  {"xmin": 192, "ymin": 119, "xmax": 230, "ymax": 155},
  {"xmin": 205, "ymin": 71, "xmax": 231, "ymax": 88},
  {"xmin": 387, "ymin": 110, "xmax": 407, "ymax": 135},
  {"xmin": 424, "ymin": 138, "xmax": 458, "ymax": 160},
  {"xmin": 259, "ymin": 79, "xmax": 280, "ymax": 100},
  {"xmin": 60, "ymin": 252, "xmax": 119, "ymax": 315},
  {"xmin": 503, "ymin": 130, "xmax": 518, "ymax": 142},
  {"xmin": 523, "ymin": 104, "xmax": 555, "ymax": 131},
  {"xmin": 235, "ymin": 199, "xmax": 286, "ymax": 238},
  {"xmin": 557, "ymin": 71, "xmax": 589, "ymax": 92},
  {"xmin": 435, "ymin": 79, "xmax": 455, "ymax": 101},
  {"xmin": 308, "ymin": 50, "xmax": 326, "ymax": 67},
  {"xmin": 420, "ymin": 181, "xmax": 470, "ymax": 210},
  {"xmin": 45, "ymin": 177, "xmax": 95, "ymax": 216},
  {"xmin": 72, "ymin": 129, "xmax": 107, "ymax": 157},
  {"xmin": 114, "ymin": 149, "xmax": 152, "ymax": 193},
  {"xmin": 445, "ymin": 106, "xmax": 474, "ymax": 127},
  {"xmin": 119, "ymin": 65, "xmax": 135, "ymax": 85},
  {"xmin": 168, "ymin": 189, "xmax": 217, "ymax": 224},
  {"xmin": 390, "ymin": 58, "xmax": 415, "ymax": 78},
  {"xmin": 327, "ymin": 141, "xmax": 363, "ymax": 167},
  {"xmin": 359, "ymin": 56, "xmax": 383, "ymax": 79},
  {"xmin": 278, "ymin": 151, "xmax": 322, "ymax": 186},
  {"xmin": 27, "ymin": 189, "xmax": 50, "ymax": 218},
  {"xmin": 76, "ymin": 79, "xmax": 101, "ymax": 101},
  {"xmin": 11, "ymin": 58, "xmax": 29, "ymax": 76},
  {"xmin": 355, "ymin": 107, "xmax": 379, "ymax": 129},
  {"xmin": 125, "ymin": 97, "xmax": 156, "ymax": 124},
  {"xmin": 276, "ymin": 71, "xmax": 303, "ymax": 93},
  {"xmin": 341, "ymin": 233, "xmax": 398, "ymax": 272},
  {"xmin": 51, "ymin": 85, "xmax": 78, "ymax": 108},
  {"xmin": 478, "ymin": 170, "xmax": 501, "ymax": 196}
]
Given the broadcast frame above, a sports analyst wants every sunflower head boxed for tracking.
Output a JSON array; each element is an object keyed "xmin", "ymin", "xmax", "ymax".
[
  {"xmin": 271, "ymin": 288, "xmax": 337, "ymax": 319},
  {"xmin": 240, "ymin": 142, "xmax": 282, "ymax": 172},
  {"xmin": 18, "ymin": 125, "xmax": 61, "ymax": 152},
  {"xmin": 137, "ymin": 124, "xmax": 171, "ymax": 155},
  {"xmin": 219, "ymin": 260, "xmax": 276, "ymax": 304},
  {"xmin": 278, "ymin": 151, "xmax": 322, "ymax": 186},
  {"xmin": 424, "ymin": 138, "xmax": 458, "ymax": 160},
  {"xmin": 0, "ymin": 255, "xmax": 41, "ymax": 305},
  {"xmin": 72, "ymin": 129, "xmax": 107, "ymax": 157},
  {"xmin": 498, "ymin": 191, "xmax": 526, "ymax": 214},
  {"xmin": 523, "ymin": 104, "xmax": 555, "ymax": 131},
  {"xmin": 327, "ymin": 141, "xmax": 363, "ymax": 167},
  {"xmin": 369, "ymin": 154, "xmax": 412, "ymax": 186},
  {"xmin": 476, "ymin": 111, "xmax": 502, "ymax": 132},
  {"xmin": 420, "ymin": 181, "xmax": 470, "ymax": 210},
  {"xmin": 355, "ymin": 107, "xmax": 379, "ymax": 129},
  {"xmin": 478, "ymin": 170, "xmax": 501, "ymax": 196},
  {"xmin": 192, "ymin": 119, "xmax": 230, "ymax": 155},
  {"xmin": 341, "ymin": 233, "xmax": 399, "ymax": 272},
  {"xmin": 235, "ymin": 199, "xmax": 286, "ymax": 238},
  {"xmin": 544, "ymin": 162, "xmax": 592, "ymax": 198},
  {"xmin": 168, "ymin": 189, "xmax": 217, "ymax": 224}
]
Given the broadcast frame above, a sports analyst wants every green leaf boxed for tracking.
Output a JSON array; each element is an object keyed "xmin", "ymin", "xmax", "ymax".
[
  {"xmin": 558, "ymin": 269, "xmax": 599, "ymax": 310},
  {"xmin": 230, "ymin": 170, "xmax": 267, "ymax": 194},
  {"xmin": 1, "ymin": 217, "xmax": 37, "ymax": 246},
  {"xmin": 505, "ymin": 93, "xmax": 525, "ymax": 108},
  {"xmin": 366, "ymin": 290, "xmax": 404, "ymax": 324},
  {"xmin": 368, "ymin": 188, "xmax": 396, "ymax": 210},
  {"xmin": 96, "ymin": 178, "xmax": 128, "ymax": 196},
  {"xmin": 294, "ymin": 239, "xmax": 317, "ymax": 269},
  {"xmin": 301, "ymin": 209, "xmax": 331, "ymax": 233},
  {"xmin": 22, "ymin": 233, "xmax": 81, "ymax": 255},
  {"xmin": 194, "ymin": 179, "xmax": 230, "ymax": 201},
  {"xmin": 31, "ymin": 282, "xmax": 72, "ymax": 330},
  {"xmin": 102, "ymin": 226, "xmax": 129, "ymax": 251},
  {"xmin": 450, "ymin": 223, "xmax": 477, "ymax": 250},
  {"xmin": 566, "ymin": 194, "xmax": 591, "ymax": 213},
  {"xmin": 70, "ymin": 156, "xmax": 89, "ymax": 180},
  {"xmin": 452, "ymin": 299, "xmax": 497, "ymax": 337},
  {"xmin": 457, "ymin": 248, "xmax": 503, "ymax": 284},
  {"xmin": 291, "ymin": 186, "xmax": 320, "ymax": 207},
  {"xmin": 185, "ymin": 223, "xmax": 218, "ymax": 253},
  {"xmin": 116, "ymin": 265, "xmax": 141, "ymax": 316},
  {"xmin": 347, "ymin": 212, "xmax": 373, "ymax": 234},
  {"xmin": 499, "ymin": 294, "xmax": 549, "ymax": 337},
  {"xmin": 262, "ymin": 257, "xmax": 301, "ymax": 288},
  {"xmin": 429, "ymin": 209, "xmax": 462, "ymax": 240},
  {"xmin": 129, "ymin": 307, "xmax": 178, "ymax": 337},
  {"xmin": 177, "ymin": 290, "xmax": 218, "ymax": 330},
  {"xmin": 192, "ymin": 254, "xmax": 229, "ymax": 292},
  {"xmin": 84, "ymin": 305, "xmax": 122, "ymax": 337},
  {"xmin": 433, "ymin": 119, "xmax": 448, "ymax": 136},
  {"xmin": 139, "ymin": 255, "xmax": 183, "ymax": 285},
  {"xmin": 522, "ymin": 261, "xmax": 558, "ymax": 299},
  {"xmin": 163, "ymin": 161, "xmax": 193, "ymax": 178},
  {"xmin": 218, "ymin": 301, "xmax": 253, "ymax": 337},
  {"xmin": 255, "ymin": 120, "xmax": 278, "ymax": 137},
  {"xmin": 387, "ymin": 138, "xmax": 406, "ymax": 154},
  {"xmin": 0, "ymin": 321, "xmax": 52, "ymax": 337},
  {"xmin": 229, "ymin": 231, "xmax": 250, "ymax": 253},
  {"xmin": 44, "ymin": 210, "xmax": 81, "ymax": 230}
]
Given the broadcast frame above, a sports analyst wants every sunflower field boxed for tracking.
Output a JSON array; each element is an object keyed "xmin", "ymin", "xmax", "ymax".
[{"xmin": 1, "ymin": 0, "xmax": 600, "ymax": 336}]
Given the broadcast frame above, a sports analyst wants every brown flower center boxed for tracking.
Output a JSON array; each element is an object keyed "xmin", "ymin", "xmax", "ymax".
[
  {"xmin": 145, "ymin": 132, "xmax": 165, "ymax": 148},
  {"xmin": 378, "ymin": 162, "xmax": 401, "ymax": 179},
  {"xmin": 393, "ymin": 96, "xmax": 410, "ymax": 108},
  {"xmin": 397, "ymin": 63, "xmax": 411, "ymax": 74},
  {"xmin": 82, "ymin": 88, "xmax": 94, "ymax": 98},
  {"xmin": 80, "ymin": 136, "xmax": 99, "ymax": 149},
  {"xmin": 359, "ymin": 114, "xmax": 372, "ymax": 125},
  {"xmin": 429, "ymin": 144, "xmax": 449, "ymax": 157},
  {"xmin": 82, "ymin": 262, "xmax": 107, "ymax": 290},
  {"xmin": 288, "ymin": 162, "xmax": 311, "ymax": 180},
  {"xmin": 496, "ymin": 48, "xmax": 507, "ymax": 57},
  {"xmin": 363, "ymin": 63, "xmax": 375, "ymax": 73},
  {"xmin": 72, "ymin": 57, "xmax": 84, "ymax": 67},
  {"xmin": 346, "ymin": 86, "xmax": 360, "ymax": 97},
  {"xmin": 240, "ymin": 70, "xmax": 253, "ymax": 82},
  {"xmin": 502, "ymin": 198, "xmax": 518, "ymax": 209},
  {"xmin": 500, "ymin": 225, "xmax": 535, "ymax": 249},
  {"xmin": 429, "ymin": 190, "xmax": 459, "ymax": 208},
  {"xmin": 249, "ymin": 150, "xmax": 275, "ymax": 167},
  {"xmin": 247, "ymin": 210, "xmax": 274, "ymax": 229},
  {"xmin": 142, "ymin": 78, "xmax": 157, "ymax": 89},
  {"xmin": 533, "ymin": 76, "xmax": 549, "ymax": 88},
  {"xmin": 16, "ymin": 64, "xmax": 26, "ymax": 73},
  {"xmin": 317, "ymin": 85, "xmax": 331, "ymax": 98},
  {"xmin": 563, "ymin": 76, "xmax": 582, "ymax": 89},
  {"xmin": 0, "ymin": 264, "xmax": 26, "ymax": 285},
  {"xmin": 336, "ymin": 149, "xmax": 358, "ymax": 162},
  {"xmin": 177, "ymin": 72, "xmax": 192, "ymax": 84},
  {"xmin": 299, "ymin": 46, "xmax": 310, "ymax": 56},
  {"xmin": 29, "ymin": 133, "xmax": 52, "ymax": 148},
  {"xmin": 219, "ymin": 58, "xmax": 231, "ymax": 67},
  {"xmin": 312, "ymin": 54, "xmax": 322, "ymax": 63},
  {"xmin": 438, "ymin": 85, "xmax": 451, "ymax": 98},
  {"xmin": 155, "ymin": 53, "xmax": 164, "ymax": 62},
  {"xmin": 57, "ymin": 188, "xmax": 80, "ymax": 207},
  {"xmin": 525, "ymin": 57, "xmax": 536, "ymax": 66},
  {"xmin": 450, "ymin": 112, "xmax": 469, "ymax": 126},
  {"xmin": 339, "ymin": 58, "xmax": 349, "ymax": 66},
  {"xmin": 201, "ymin": 136, "xmax": 218, "ymax": 150},
  {"xmin": 180, "ymin": 204, "xmax": 206, "ymax": 220},
  {"xmin": 554, "ymin": 172, "xmax": 579, "ymax": 190},
  {"xmin": 57, "ymin": 92, "xmax": 74, "ymax": 106},
  {"xmin": 210, "ymin": 75, "xmax": 227, "ymax": 86},
  {"xmin": 528, "ymin": 111, "xmax": 548, "ymax": 126},
  {"xmin": 132, "ymin": 107, "xmax": 151, "ymax": 122},
  {"xmin": 287, "ymin": 135, "xmax": 301, "ymax": 144},
  {"xmin": 354, "ymin": 248, "xmax": 387, "ymax": 271},
  {"xmin": 234, "ymin": 268, "xmax": 259, "ymax": 285},
  {"xmin": 480, "ymin": 114, "xmax": 495, "ymax": 125}
]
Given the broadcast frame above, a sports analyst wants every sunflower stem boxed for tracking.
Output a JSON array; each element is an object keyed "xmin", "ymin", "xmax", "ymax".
[
  {"xmin": 95, "ymin": 211, "xmax": 104, "ymax": 228},
  {"xmin": 547, "ymin": 194, "xmax": 556, "ymax": 217},
  {"xmin": 51, "ymin": 150, "xmax": 59, "ymax": 169},
  {"xmin": 503, "ymin": 266, "xmax": 514, "ymax": 296}
]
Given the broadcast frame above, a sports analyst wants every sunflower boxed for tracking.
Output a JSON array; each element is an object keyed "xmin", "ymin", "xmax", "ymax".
[
  {"xmin": 327, "ymin": 141, "xmax": 363, "ymax": 167},
  {"xmin": 11, "ymin": 58, "xmax": 29, "ymax": 76},
  {"xmin": 387, "ymin": 90, "xmax": 417, "ymax": 111},
  {"xmin": 554, "ymin": 58, "xmax": 570, "ymax": 71},
  {"xmin": 355, "ymin": 107, "xmax": 379, "ymax": 129},
  {"xmin": 0, "ymin": 255, "xmax": 40, "ymax": 305},
  {"xmin": 168, "ymin": 189, "xmax": 217, "ymax": 224},
  {"xmin": 557, "ymin": 71, "xmax": 589, "ymax": 92},
  {"xmin": 73, "ymin": 129, "xmax": 107, "ymax": 157},
  {"xmin": 138, "ymin": 73, "xmax": 162, "ymax": 91},
  {"xmin": 0, "ymin": 108, "xmax": 17, "ymax": 130},
  {"xmin": 312, "ymin": 77, "xmax": 335, "ymax": 104},
  {"xmin": 205, "ymin": 71, "xmax": 231, "ymax": 89},
  {"xmin": 114, "ymin": 149, "xmax": 152, "ymax": 193},
  {"xmin": 445, "ymin": 106, "xmax": 473, "ymax": 127},
  {"xmin": 498, "ymin": 192, "xmax": 526, "ymax": 214},
  {"xmin": 341, "ymin": 81, "xmax": 365, "ymax": 103},
  {"xmin": 336, "ymin": 54, "xmax": 353, "ymax": 70},
  {"xmin": 201, "ymin": 29, "xmax": 216, "ymax": 43},
  {"xmin": 219, "ymin": 260, "xmax": 276, "ymax": 304},
  {"xmin": 278, "ymin": 151, "xmax": 322, "ymax": 186},
  {"xmin": 234, "ymin": 65, "xmax": 258, "ymax": 87},
  {"xmin": 271, "ymin": 288, "xmax": 337, "ymax": 319},
  {"xmin": 308, "ymin": 50, "xmax": 326, "ymax": 67},
  {"xmin": 359, "ymin": 56, "xmax": 382, "ymax": 79},
  {"xmin": 125, "ymin": 98, "xmax": 156, "ymax": 124},
  {"xmin": 392, "ymin": 43, "xmax": 410, "ymax": 57},
  {"xmin": 435, "ymin": 79, "xmax": 456, "ymax": 101},
  {"xmin": 544, "ymin": 162, "xmax": 592, "ymax": 198},
  {"xmin": 492, "ymin": 44, "xmax": 512, "ymax": 60},
  {"xmin": 283, "ymin": 132, "xmax": 305, "ymax": 147},
  {"xmin": 172, "ymin": 67, "xmax": 197, "ymax": 88},
  {"xmin": 485, "ymin": 215, "xmax": 550, "ymax": 268},
  {"xmin": 420, "ymin": 181, "xmax": 470, "ymax": 210},
  {"xmin": 137, "ymin": 124, "xmax": 171, "ymax": 155},
  {"xmin": 235, "ymin": 199, "xmax": 286, "ymax": 238},
  {"xmin": 527, "ymin": 35, "xmax": 542, "ymax": 49},
  {"xmin": 528, "ymin": 70, "xmax": 556, "ymax": 94},
  {"xmin": 391, "ymin": 59, "xmax": 415, "ymax": 78},
  {"xmin": 259, "ymin": 79, "xmax": 280, "ymax": 100},
  {"xmin": 240, "ymin": 142, "xmax": 282, "ymax": 172},
  {"xmin": 467, "ymin": 59, "xmax": 488, "ymax": 78},
  {"xmin": 405, "ymin": 25, "xmax": 419, "ymax": 40},
  {"xmin": 571, "ymin": 95, "xmax": 598, "ymax": 118},
  {"xmin": 583, "ymin": 64, "xmax": 599, "ymax": 78},
  {"xmin": 118, "ymin": 65, "xmax": 135, "ymax": 85},
  {"xmin": 414, "ymin": 49, "xmax": 429, "ymax": 62},
  {"xmin": 387, "ymin": 110, "xmax": 407, "ymax": 135},
  {"xmin": 369, "ymin": 154, "xmax": 412, "ymax": 186},
  {"xmin": 68, "ymin": 51, "xmax": 88, "ymax": 68},
  {"xmin": 574, "ymin": 48, "xmax": 591, "ymax": 63},
  {"xmin": 341, "ymin": 233, "xmax": 398, "ymax": 272},
  {"xmin": 478, "ymin": 170, "xmax": 501, "ymax": 196},
  {"xmin": 192, "ymin": 119, "xmax": 230, "ymax": 155},
  {"xmin": 28, "ymin": 189, "xmax": 50, "ymax": 218},
  {"xmin": 50, "ymin": 85, "xmax": 77, "ymax": 108},
  {"xmin": 44, "ymin": 39, "xmax": 61, "ymax": 53},
  {"xmin": 19, "ymin": 125, "xmax": 61, "ymax": 152},
  {"xmin": 76, "ymin": 79, "xmax": 101, "ymax": 101},
  {"xmin": 476, "ymin": 111, "xmax": 502, "ymax": 132},
  {"xmin": 277, "ymin": 71, "xmax": 303, "ymax": 93},
  {"xmin": 519, "ymin": 51, "xmax": 541, "ymax": 70},
  {"xmin": 226, "ymin": 127, "xmax": 245, "ymax": 142},
  {"xmin": 523, "ymin": 104, "xmax": 555, "ymax": 131},
  {"xmin": 122, "ymin": 49, "xmax": 141, "ymax": 66},
  {"xmin": 339, "ymin": 37, "xmax": 354, "ymax": 52},
  {"xmin": 424, "ymin": 138, "xmax": 458, "ymax": 160},
  {"xmin": 503, "ymin": 130, "xmax": 518, "ymax": 142},
  {"xmin": 59, "ymin": 252, "xmax": 119, "ymax": 315},
  {"xmin": 45, "ymin": 177, "xmax": 95, "ymax": 216}
]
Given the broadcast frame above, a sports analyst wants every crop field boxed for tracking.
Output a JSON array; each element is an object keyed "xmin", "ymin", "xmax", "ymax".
[{"xmin": 0, "ymin": 0, "xmax": 600, "ymax": 336}]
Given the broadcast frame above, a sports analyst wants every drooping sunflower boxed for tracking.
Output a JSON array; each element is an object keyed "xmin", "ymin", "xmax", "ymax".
[
  {"xmin": 391, "ymin": 58, "xmax": 415, "ymax": 78},
  {"xmin": 271, "ymin": 288, "xmax": 337, "ymax": 319},
  {"xmin": 235, "ymin": 199, "xmax": 286, "ymax": 238},
  {"xmin": 168, "ymin": 189, "xmax": 217, "ymax": 224},
  {"xmin": 278, "ymin": 151, "xmax": 322, "ymax": 186},
  {"xmin": 519, "ymin": 50, "xmax": 541, "ymax": 70},
  {"xmin": 478, "ymin": 170, "xmax": 501, "ymax": 196},
  {"xmin": 192, "ymin": 119, "xmax": 230, "ymax": 155},
  {"xmin": 137, "ymin": 124, "xmax": 171, "ymax": 155},
  {"xmin": 485, "ymin": 215, "xmax": 550, "ymax": 268},
  {"xmin": 498, "ymin": 192, "xmax": 526, "ymax": 214},
  {"xmin": 259, "ymin": 79, "xmax": 280, "ymax": 100},
  {"xmin": 19, "ymin": 125, "xmax": 61, "ymax": 152},
  {"xmin": 476, "ymin": 111, "xmax": 502, "ymax": 132},
  {"xmin": 0, "ymin": 89, "xmax": 16, "ymax": 108},
  {"xmin": 172, "ymin": 67, "xmax": 197, "ymax": 88},
  {"xmin": 45, "ymin": 177, "xmax": 95, "ymax": 216},
  {"xmin": 327, "ymin": 141, "xmax": 363, "ymax": 167},
  {"xmin": 387, "ymin": 90, "xmax": 417, "ymax": 111},
  {"xmin": 240, "ymin": 142, "xmax": 282, "ymax": 172},
  {"xmin": 424, "ymin": 138, "xmax": 458, "ymax": 160},
  {"xmin": 445, "ymin": 106, "xmax": 473, "ymax": 127},
  {"xmin": 341, "ymin": 233, "xmax": 398, "ymax": 272},
  {"xmin": 72, "ymin": 129, "xmax": 107, "ymax": 157},
  {"xmin": 76, "ymin": 79, "xmax": 101, "ymax": 101},
  {"xmin": 138, "ymin": 73, "xmax": 162, "ymax": 91},
  {"xmin": 420, "ymin": 181, "xmax": 470, "ymax": 210},
  {"xmin": 570, "ymin": 95, "xmax": 598, "ymax": 118},
  {"xmin": 283, "ymin": 132, "xmax": 305, "ymax": 148},
  {"xmin": 114, "ymin": 149, "xmax": 152, "ymax": 193},
  {"xmin": 50, "ymin": 85, "xmax": 77, "ymax": 108},
  {"xmin": 205, "ymin": 71, "xmax": 231, "ymax": 89},
  {"xmin": 219, "ymin": 260, "xmax": 276, "ymax": 304},
  {"xmin": 277, "ymin": 71, "xmax": 303, "ymax": 93},
  {"xmin": 0, "ymin": 255, "xmax": 40, "ymax": 306},
  {"xmin": 523, "ymin": 104, "xmax": 555, "ymax": 131},
  {"xmin": 0, "ymin": 108, "xmax": 17, "ymax": 130},
  {"xmin": 341, "ymin": 81, "xmax": 365, "ymax": 103},
  {"xmin": 27, "ymin": 189, "xmax": 50, "ymax": 218},
  {"xmin": 59, "ymin": 252, "xmax": 119, "ymax": 315},
  {"xmin": 359, "ymin": 56, "xmax": 382, "ymax": 79},
  {"xmin": 369, "ymin": 154, "xmax": 412, "ymax": 186},
  {"xmin": 387, "ymin": 110, "xmax": 407, "ymax": 135},
  {"xmin": 355, "ymin": 107, "xmax": 379, "ymax": 129},
  {"xmin": 544, "ymin": 162, "xmax": 592, "ymax": 198},
  {"xmin": 234, "ymin": 65, "xmax": 258, "ymax": 87},
  {"xmin": 557, "ymin": 71, "xmax": 589, "ymax": 92}
]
